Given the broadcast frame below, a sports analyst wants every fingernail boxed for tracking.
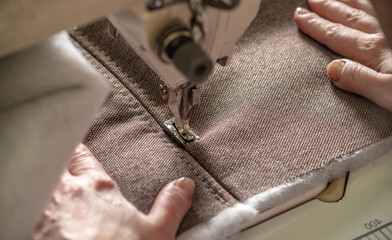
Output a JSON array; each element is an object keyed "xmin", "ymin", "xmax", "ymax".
[
  {"xmin": 327, "ymin": 60, "xmax": 346, "ymax": 82},
  {"xmin": 95, "ymin": 177, "xmax": 115, "ymax": 191},
  {"xmin": 296, "ymin": 7, "xmax": 309, "ymax": 14},
  {"xmin": 174, "ymin": 177, "xmax": 195, "ymax": 199}
]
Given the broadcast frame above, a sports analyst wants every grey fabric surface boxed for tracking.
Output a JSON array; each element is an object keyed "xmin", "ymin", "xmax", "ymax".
[
  {"xmin": 0, "ymin": 32, "xmax": 108, "ymax": 240},
  {"xmin": 70, "ymin": 0, "xmax": 392, "ymax": 232}
]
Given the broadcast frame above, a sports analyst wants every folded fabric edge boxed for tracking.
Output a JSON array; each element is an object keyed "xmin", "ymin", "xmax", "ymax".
[{"xmin": 177, "ymin": 136, "xmax": 392, "ymax": 240}]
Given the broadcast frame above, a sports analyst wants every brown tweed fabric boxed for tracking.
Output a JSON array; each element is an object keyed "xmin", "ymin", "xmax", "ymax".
[
  {"xmin": 70, "ymin": 0, "xmax": 392, "ymax": 232},
  {"xmin": 72, "ymin": 45, "xmax": 237, "ymax": 233}
]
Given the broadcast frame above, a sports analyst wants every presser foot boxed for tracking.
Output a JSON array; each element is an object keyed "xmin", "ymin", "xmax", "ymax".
[
  {"xmin": 162, "ymin": 85, "xmax": 201, "ymax": 145},
  {"xmin": 163, "ymin": 118, "xmax": 200, "ymax": 145}
]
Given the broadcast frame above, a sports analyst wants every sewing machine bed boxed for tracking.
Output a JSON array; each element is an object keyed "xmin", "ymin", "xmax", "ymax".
[{"xmin": 69, "ymin": 0, "xmax": 392, "ymax": 235}]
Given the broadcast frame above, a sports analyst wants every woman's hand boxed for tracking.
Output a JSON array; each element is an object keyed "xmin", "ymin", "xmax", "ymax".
[
  {"xmin": 294, "ymin": 0, "xmax": 392, "ymax": 111},
  {"xmin": 33, "ymin": 144, "xmax": 195, "ymax": 240}
]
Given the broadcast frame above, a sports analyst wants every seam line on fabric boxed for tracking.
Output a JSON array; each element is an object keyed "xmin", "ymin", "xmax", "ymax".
[{"xmin": 69, "ymin": 32, "xmax": 239, "ymax": 204}]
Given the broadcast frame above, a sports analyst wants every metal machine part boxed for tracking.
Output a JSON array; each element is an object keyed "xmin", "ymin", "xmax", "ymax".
[
  {"xmin": 0, "ymin": 0, "xmax": 261, "ymax": 144},
  {"xmin": 155, "ymin": 23, "xmax": 212, "ymax": 84},
  {"xmin": 107, "ymin": 0, "xmax": 261, "ymax": 143},
  {"xmin": 164, "ymin": 118, "xmax": 200, "ymax": 145},
  {"xmin": 147, "ymin": 0, "xmax": 240, "ymax": 11}
]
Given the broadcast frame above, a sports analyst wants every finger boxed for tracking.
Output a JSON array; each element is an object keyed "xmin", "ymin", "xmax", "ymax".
[
  {"xmin": 336, "ymin": 0, "xmax": 376, "ymax": 16},
  {"xmin": 148, "ymin": 178, "xmax": 195, "ymax": 239},
  {"xmin": 294, "ymin": 8, "xmax": 383, "ymax": 66},
  {"xmin": 327, "ymin": 59, "xmax": 392, "ymax": 111},
  {"xmin": 68, "ymin": 144, "xmax": 106, "ymax": 176},
  {"xmin": 308, "ymin": 0, "xmax": 379, "ymax": 33}
]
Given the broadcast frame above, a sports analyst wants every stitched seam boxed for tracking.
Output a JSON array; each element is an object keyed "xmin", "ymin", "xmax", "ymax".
[{"xmin": 69, "ymin": 32, "xmax": 234, "ymax": 206}]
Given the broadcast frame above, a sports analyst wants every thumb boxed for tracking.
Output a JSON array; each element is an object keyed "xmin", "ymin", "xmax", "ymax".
[
  {"xmin": 148, "ymin": 177, "xmax": 195, "ymax": 239},
  {"xmin": 327, "ymin": 59, "xmax": 392, "ymax": 111}
]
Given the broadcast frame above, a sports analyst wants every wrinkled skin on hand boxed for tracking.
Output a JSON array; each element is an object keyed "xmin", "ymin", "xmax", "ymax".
[
  {"xmin": 33, "ymin": 144, "xmax": 195, "ymax": 240},
  {"xmin": 295, "ymin": 0, "xmax": 392, "ymax": 111}
]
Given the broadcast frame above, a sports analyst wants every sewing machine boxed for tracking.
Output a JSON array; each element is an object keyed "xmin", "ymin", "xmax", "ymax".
[
  {"xmin": 2, "ymin": 1, "xmax": 392, "ymax": 239},
  {"xmin": 0, "ymin": 0, "xmax": 261, "ymax": 144}
]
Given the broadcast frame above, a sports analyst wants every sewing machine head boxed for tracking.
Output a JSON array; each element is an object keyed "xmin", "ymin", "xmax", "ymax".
[
  {"xmin": 0, "ymin": 0, "xmax": 260, "ymax": 144},
  {"xmin": 107, "ymin": 0, "xmax": 261, "ymax": 144}
]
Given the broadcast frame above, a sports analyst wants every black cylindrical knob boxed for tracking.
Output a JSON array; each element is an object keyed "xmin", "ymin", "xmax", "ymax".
[{"xmin": 169, "ymin": 39, "xmax": 212, "ymax": 84}]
